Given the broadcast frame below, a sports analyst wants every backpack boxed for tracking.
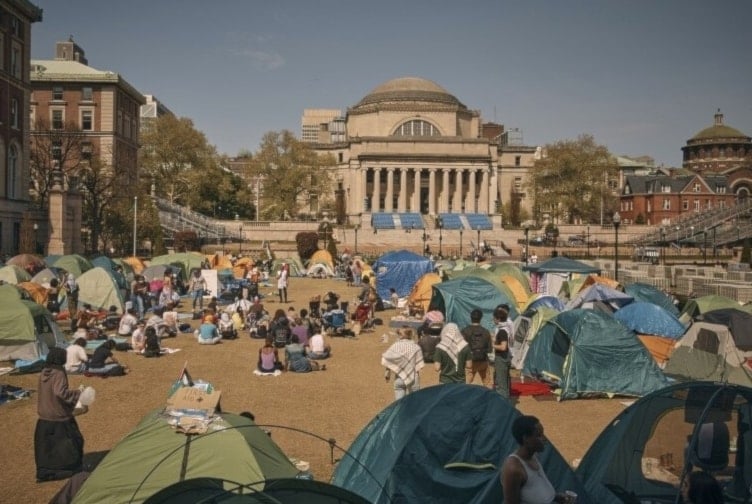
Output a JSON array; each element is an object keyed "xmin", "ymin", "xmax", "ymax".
[
  {"xmin": 466, "ymin": 327, "xmax": 489, "ymax": 362},
  {"xmin": 273, "ymin": 325, "xmax": 291, "ymax": 348}
]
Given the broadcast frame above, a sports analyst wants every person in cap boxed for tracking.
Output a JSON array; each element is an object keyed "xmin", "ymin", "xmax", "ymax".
[{"xmin": 34, "ymin": 347, "xmax": 84, "ymax": 481}]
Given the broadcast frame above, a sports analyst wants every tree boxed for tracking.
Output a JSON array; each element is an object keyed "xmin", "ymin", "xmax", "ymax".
[
  {"xmin": 528, "ymin": 135, "xmax": 618, "ymax": 224},
  {"xmin": 29, "ymin": 117, "xmax": 87, "ymax": 209},
  {"xmin": 183, "ymin": 164, "xmax": 254, "ymax": 220},
  {"xmin": 139, "ymin": 115, "xmax": 219, "ymax": 205},
  {"xmin": 250, "ymin": 130, "xmax": 336, "ymax": 220}
]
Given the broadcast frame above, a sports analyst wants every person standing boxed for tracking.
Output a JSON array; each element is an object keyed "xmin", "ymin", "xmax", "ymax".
[
  {"xmin": 502, "ymin": 415, "xmax": 575, "ymax": 504},
  {"xmin": 64, "ymin": 273, "xmax": 79, "ymax": 331},
  {"xmin": 461, "ymin": 308, "xmax": 493, "ymax": 388},
  {"xmin": 433, "ymin": 323, "xmax": 470, "ymax": 383},
  {"xmin": 34, "ymin": 347, "xmax": 84, "ymax": 482},
  {"xmin": 493, "ymin": 304, "xmax": 515, "ymax": 399},
  {"xmin": 381, "ymin": 327, "xmax": 424, "ymax": 400},
  {"xmin": 188, "ymin": 269, "xmax": 206, "ymax": 312},
  {"xmin": 277, "ymin": 262, "xmax": 289, "ymax": 303}
]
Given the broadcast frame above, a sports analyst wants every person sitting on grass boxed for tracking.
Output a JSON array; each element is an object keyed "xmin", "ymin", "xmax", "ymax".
[
  {"xmin": 306, "ymin": 332, "xmax": 331, "ymax": 360},
  {"xmin": 142, "ymin": 326, "xmax": 161, "ymax": 358},
  {"xmin": 231, "ymin": 305, "xmax": 245, "ymax": 332},
  {"xmin": 131, "ymin": 320, "xmax": 146, "ymax": 353},
  {"xmin": 196, "ymin": 315, "xmax": 221, "ymax": 345},
  {"xmin": 218, "ymin": 312, "xmax": 237, "ymax": 340},
  {"xmin": 257, "ymin": 336, "xmax": 283, "ymax": 374},
  {"xmin": 87, "ymin": 340, "xmax": 127, "ymax": 376},
  {"xmin": 162, "ymin": 302, "xmax": 179, "ymax": 337},
  {"xmin": 64, "ymin": 337, "xmax": 89, "ymax": 374},
  {"xmin": 291, "ymin": 317, "xmax": 310, "ymax": 347},
  {"xmin": 117, "ymin": 308, "xmax": 138, "ymax": 337},
  {"xmin": 285, "ymin": 334, "xmax": 325, "ymax": 373}
]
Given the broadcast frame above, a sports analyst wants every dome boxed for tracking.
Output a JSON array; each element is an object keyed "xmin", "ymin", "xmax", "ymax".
[
  {"xmin": 353, "ymin": 76, "xmax": 465, "ymax": 109},
  {"xmin": 690, "ymin": 110, "xmax": 749, "ymax": 141}
]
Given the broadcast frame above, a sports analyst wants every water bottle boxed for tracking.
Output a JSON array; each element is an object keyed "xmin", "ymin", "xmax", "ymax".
[{"xmin": 79, "ymin": 386, "xmax": 96, "ymax": 406}]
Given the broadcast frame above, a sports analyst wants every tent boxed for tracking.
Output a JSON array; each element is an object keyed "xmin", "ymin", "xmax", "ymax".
[
  {"xmin": 499, "ymin": 274, "xmax": 530, "ymax": 309},
  {"xmin": 663, "ymin": 322, "xmax": 752, "ymax": 386},
  {"xmin": 407, "ymin": 272, "xmax": 442, "ymax": 313},
  {"xmin": 701, "ymin": 308, "xmax": 752, "ymax": 351},
  {"xmin": 309, "ymin": 249, "xmax": 334, "ymax": 270},
  {"xmin": 371, "ymin": 250, "xmax": 434, "ymax": 300},
  {"xmin": 523, "ymin": 309, "xmax": 670, "ymax": 400},
  {"xmin": 52, "ymin": 254, "xmax": 93, "ymax": 277},
  {"xmin": 445, "ymin": 267, "xmax": 518, "ymax": 310},
  {"xmin": 145, "ymin": 478, "xmax": 371, "ymax": 504},
  {"xmin": 521, "ymin": 294, "xmax": 566, "ymax": 313},
  {"xmin": 565, "ymin": 284, "xmax": 634, "ymax": 313},
  {"xmin": 121, "ymin": 256, "xmax": 146, "ymax": 274},
  {"xmin": 0, "ymin": 283, "xmax": 33, "ymax": 302},
  {"xmin": 6, "ymin": 253, "xmax": 45, "ymax": 274},
  {"xmin": 71, "ymin": 409, "xmax": 299, "ymax": 504},
  {"xmin": 332, "ymin": 384, "xmax": 589, "ymax": 504},
  {"xmin": 576, "ymin": 382, "xmax": 752, "ymax": 504},
  {"xmin": 510, "ymin": 306, "xmax": 560, "ymax": 371},
  {"xmin": 0, "ymin": 264, "xmax": 31, "ymax": 284},
  {"xmin": 679, "ymin": 294, "xmax": 740, "ymax": 323},
  {"xmin": 0, "ymin": 298, "xmax": 65, "ymax": 361},
  {"xmin": 613, "ymin": 302, "xmax": 687, "ymax": 339},
  {"xmin": 17, "ymin": 281, "xmax": 49, "ymax": 305},
  {"xmin": 142, "ymin": 264, "xmax": 180, "ymax": 282},
  {"xmin": 76, "ymin": 267, "xmax": 126, "ymax": 313},
  {"xmin": 523, "ymin": 256, "xmax": 600, "ymax": 296},
  {"xmin": 270, "ymin": 258, "xmax": 305, "ymax": 277},
  {"xmin": 560, "ymin": 274, "xmax": 620, "ymax": 301},
  {"xmin": 151, "ymin": 252, "xmax": 205, "ymax": 280},
  {"xmin": 31, "ymin": 267, "xmax": 63, "ymax": 286},
  {"xmin": 91, "ymin": 256, "xmax": 128, "ymax": 292},
  {"xmin": 485, "ymin": 262, "xmax": 531, "ymax": 292},
  {"xmin": 624, "ymin": 282, "xmax": 680, "ymax": 316},
  {"xmin": 429, "ymin": 276, "xmax": 518, "ymax": 334},
  {"xmin": 306, "ymin": 263, "xmax": 336, "ymax": 278}
]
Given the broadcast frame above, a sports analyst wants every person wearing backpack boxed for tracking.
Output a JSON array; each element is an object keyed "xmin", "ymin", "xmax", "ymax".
[
  {"xmin": 461, "ymin": 308, "xmax": 492, "ymax": 388},
  {"xmin": 493, "ymin": 304, "xmax": 515, "ymax": 399}
]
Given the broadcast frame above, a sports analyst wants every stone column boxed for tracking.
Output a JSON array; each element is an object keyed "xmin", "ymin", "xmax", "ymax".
[
  {"xmin": 440, "ymin": 170, "xmax": 449, "ymax": 213},
  {"xmin": 47, "ymin": 165, "xmax": 67, "ymax": 254},
  {"xmin": 428, "ymin": 169, "xmax": 436, "ymax": 215},
  {"xmin": 413, "ymin": 168, "xmax": 421, "ymax": 212},
  {"xmin": 360, "ymin": 167, "xmax": 368, "ymax": 213},
  {"xmin": 480, "ymin": 168, "xmax": 489, "ymax": 213},
  {"xmin": 454, "ymin": 170, "xmax": 463, "ymax": 212},
  {"xmin": 398, "ymin": 169, "xmax": 407, "ymax": 212},
  {"xmin": 385, "ymin": 168, "xmax": 394, "ymax": 212},
  {"xmin": 467, "ymin": 170, "xmax": 477, "ymax": 213},
  {"xmin": 373, "ymin": 168, "xmax": 381, "ymax": 213}
]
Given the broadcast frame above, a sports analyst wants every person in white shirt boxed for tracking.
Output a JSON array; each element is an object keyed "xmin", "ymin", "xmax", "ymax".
[
  {"xmin": 118, "ymin": 309, "xmax": 138, "ymax": 336},
  {"xmin": 131, "ymin": 320, "xmax": 146, "ymax": 353},
  {"xmin": 64, "ymin": 338, "xmax": 89, "ymax": 374},
  {"xmin": 306, "ymin": 332, "xmax": 331, "ymax": 359}
]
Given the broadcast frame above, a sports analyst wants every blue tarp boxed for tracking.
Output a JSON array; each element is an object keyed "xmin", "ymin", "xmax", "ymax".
[
  {"xmin": 372, "ymin": 250, "xmax": 434, "ymax": 300},
  {"xmin": 613, "ymin": 302, "xmax": 687, "ymax": 338},
  {"xmin": 332, "ymin": 384, "xmax": 590, "ymax": 504}
]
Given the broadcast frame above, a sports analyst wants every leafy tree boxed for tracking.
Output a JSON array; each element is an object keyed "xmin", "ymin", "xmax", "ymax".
[
  {"xmin": 529, "ymin": 135, "xmax": 618, "ymax": 224},
  {"xmin": 183, "ymin": 165, "xmax": 254, "ymax": 220},
  {"xmin": 29, "ymin": 117, "xmax": 87, "ymax": 209},
  {"xmin": 139, "ymin": 115, "xmax": 219, "ymax": 205},
  {"xmin": 250, "ymin": 130, "xmax": 336, "ymax": 220},
  {"xmin": 296, "ymin": 232, "xmax": 319, "ymax": 262},
  {"xmin": 101, "ymin": 190, "xmax": 163, "ymax": 257}
]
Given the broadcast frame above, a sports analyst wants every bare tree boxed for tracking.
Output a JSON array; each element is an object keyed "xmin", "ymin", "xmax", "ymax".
[{"xmin": 29, "ymin": 117, "xmax": 87, "ymax": 209}]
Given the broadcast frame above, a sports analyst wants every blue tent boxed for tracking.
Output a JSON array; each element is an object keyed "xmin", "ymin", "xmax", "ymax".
[
  {"xmin": 613, "ymin": 301, "xmax": 686, "ymax": 338},
  {"xmin": 371, "ymin": 250, "xmax": 434, "ymax": 300},
  {"xmin": 523, "ymin": 309, "xmax": 670, "ymax": 400},
  {"xmin": 523, "ymin": 294, "xmax": 566, "ymax": 314},
  {"xmin": 624, "ymin": 282, "xmax": 679, "ymax": 316},
  {"xmin": 430, "ymin": 276, "xmax": 518, "ymax": 333},
  {"xmin": 565, "ymin": 284, "xmax": 634, "ymax": 312},
  {"xmin": 332, "ymin": 384, "xmax": 590, "ymax": 504}
]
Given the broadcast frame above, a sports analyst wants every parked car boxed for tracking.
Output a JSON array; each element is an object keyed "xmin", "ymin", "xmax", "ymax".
[{"xmin": 567, "ymin": 235, "xmax": 586, "ymax": 247}]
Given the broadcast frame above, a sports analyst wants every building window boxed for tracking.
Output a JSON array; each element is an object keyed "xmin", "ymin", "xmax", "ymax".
[
  {"xmin": 82, "ymin": 87, "xmax": 93, "ymax": 101},
  {"xmin": 515, "ymin": 156, "xmax": 521, "ymax": 166},
  {"xmin": 719, "ymin": 200, "xmax": 726, "ymax": 209},
  {"xmin": 693, "ymin": 183, "xmax": 701, "ymax": 192},
  {"xmin": 682, "ymin": 200, "xmax": 689, "ymax": 210},
  {"xmin": 694, "ymin": 200, "xmax": 700, "ymax": 211},
  {"xmin": 716, "ymin": 185, "xmax": 726, "ymax": 194},
  {"xmin": 81, "ymin": 110, "xmax": 93, "ymax": 131},
  {"xmin": 661, "ymin": 184, "xmax": 670, "ymax": 193},
  {"xmin": 7, "ymin": 144, "xmax": 17, "ymax": 198},
  {"xmin": 514, "ymin": 177, "xmax": 523, "ymax": 193},
  {"xmin": 10, "ymin": 45, "xmax": 20, "ymax": 79},
  {"xmin": 662, "ymin": 199, "xmax": 670, "ymax": 210},
  {"xmin": 52, "ymin": 110, "xmax": 63, "ymax": 130},
  {"xmin": 117, "ymin": 110, "xmax": 123, "ymax": 134},
  {"xmin": 338, "ymin": 152, "xmax": 343, "ymax": 163},
  {"xmin": 51, "ymin": 141, "xmax": 62, "ymax": 161},
  {"xmin": 393, "ymin": 120, "xmax": 440, "ymax": 137},
  {"xmin": 647, "ymin": 201, "xmax": 651, "ymax": 212},
  {"xmin": 11, "ymin": 16, "xmax": 22, "ymax": 38},
  {"xmin": 10, "ymin": 98, "xmax": 18, "ymax": 129},
  {"xmin": 81, "ymin": 142, "xmax": 92, "ymax": 161},
  {"xmin": 52, "ymin": 86, "xmax": 63, "ymax": 101}
]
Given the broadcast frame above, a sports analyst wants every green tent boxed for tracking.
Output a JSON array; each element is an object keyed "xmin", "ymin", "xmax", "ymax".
[
  {"xmin": 510, "ymin": 306, "xmax": 559, "ymax": 371},
  {"xmin": 523, "ymin": 309, "xmax": 670, "ymax": 400},
  {"xmin": 0, "ymin": 264, "xmax": 32, "ymax": 284},
  {"xmin": 151, "ymin": 252, "xmax": 205, "ymax": 280},
  {"xmin": 270, "ymin": 257, "xmax": 305, "ymax": 277},
  {"xmin": 0, "ymin": 298, "xmax": 65, "ymax": 361},
  {"xmin": 430, "ymin": 276, "xmax": 518, "ymax": 334},
  {"xmin": 0, "ymin": 283, "xmax": 33, "ymax": 303},
  {"xmin": 52, "ymin": 254, "xmax": 94, "ymax": 277},
  {"xmin": 679, "ymin": 294, "xmax": 741, "ymax": 324},
  {"xmin": 484, "ymin": 262, "xmax": 531, "ymax": 292},
  {"xmin": 75, "ymin": 267, "xmax": 126, "ymax": 313},
  {"xmin": 72, "ymin": 410, "xmax": 299, "ymax": 504},
  {"xmin": 444, "ymin": 267, "xmax": 518, "ymax": 309}
]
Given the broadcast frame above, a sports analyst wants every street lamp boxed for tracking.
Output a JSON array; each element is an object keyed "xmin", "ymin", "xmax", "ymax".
[
  {"xmin": 33, "ymin": 223, "xmax": 40, "ymax": 254},
  {"xmin": 459, "ymin": 229, "xmax": 463, "ymax": 258},
  {"xmin": 133, "ymin": 196, "xmax": 138, "ymax": 257},
  {"xmin": 476, "ymin": 226, "xmax": 481, "ymax": 259},
  {"xmin": 586, "ymin": 225, "xmax": 590, "ymax": 259},
  {"xmin": 523, "ymin": 224, "xmax": 530, "ymax": 265},
  {"xmin": 437, "ymin": 217, "xmax": 443, "ymax": 258},
  {"xmin": 612, "ymin": 212, "xmax": 621, "ymax": 282}
]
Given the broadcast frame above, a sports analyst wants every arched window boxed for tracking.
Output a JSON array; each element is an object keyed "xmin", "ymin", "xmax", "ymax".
[
  {"xmin": 393, "ymin": 120, "xmax": 441, "ymax": 137},
  {"xmin": 7, "ymin": 144, "xmax": 17, "ymax": 199}
]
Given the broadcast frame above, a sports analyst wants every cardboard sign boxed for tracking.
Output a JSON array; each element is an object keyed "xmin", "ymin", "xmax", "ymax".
[{"xmin": 166, "ymin": 387, "xmax": 221, "ymax": 417}]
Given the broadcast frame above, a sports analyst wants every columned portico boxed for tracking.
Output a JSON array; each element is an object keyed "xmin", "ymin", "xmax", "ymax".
[
  {"xmin": 412, "ymin": 169, "xmax": 421, "ymax": 212},
  {"xmin": 373, "ymin": 168, "xmax": 381, "ymax": 212},
  {"xmin": 428, "ymin": 169, "xmax": 436, "ymax": 215},
  {"xmin": 385, "ymin": 169, "xmax": 394, "ymax": 212},
  {"xmin": 398, "ymin": 169, "xmax": 407, "ymax": 212},
  {"xmin": 441, "ymin": 170, "xmax": 450, "ymax": 213}
]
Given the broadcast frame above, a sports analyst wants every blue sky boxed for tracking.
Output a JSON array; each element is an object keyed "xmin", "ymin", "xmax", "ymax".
[{"xmin": 31, "ymin": 0, "xmax": 751, "ymax": 167}]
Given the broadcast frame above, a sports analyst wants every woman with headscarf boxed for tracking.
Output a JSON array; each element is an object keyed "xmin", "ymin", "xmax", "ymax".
[
  {"xmin": 34, "ymin": 347, "xmax": 84, "ymax": 481},
  {"xmin": 381, "ymin": 326, "xmax": 424, "ymax": 400},
  {"xmin": 433, "ymin": 322, "xmax": 470, "ymax": 384}
]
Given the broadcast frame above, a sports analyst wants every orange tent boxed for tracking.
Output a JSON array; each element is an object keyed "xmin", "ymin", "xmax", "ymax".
[
  {"xmin": 122, "ymin": 256, "xmax": 146, "ymax": 274},
  {"xmin": 17, "ymin": 281, "xmax": 49, "ymax": 305},
  {"xmin": 213, "ymin": 256, "xmax": 233, "ymax": 270},
  {"xmin": 637, "ymin": 335, "xmax": 677, "ymax": 366},
  {"xmin": 407, "ymin": 272, "xmax": 442, "ymax": 312}
]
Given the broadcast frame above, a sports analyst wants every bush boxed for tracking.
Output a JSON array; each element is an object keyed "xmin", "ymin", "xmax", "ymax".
[
  {"xmin": 173, "ymin": 231, "xmax": 199, "ymax": 252},
  {"xmin": 296, "ymin": 232, "xmax": 319, "ymax": 262}
]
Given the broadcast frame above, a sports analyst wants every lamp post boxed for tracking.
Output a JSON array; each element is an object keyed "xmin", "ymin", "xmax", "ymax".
[
  {"xmin": 437, "ymin": 217, "xmax": 443, "ymax": 258},
  {"xmin": 459, "ymin": 229, "xmax": 463, "ymax": 258},
  {"xmin": 239, "ymin": 225, "xmax": 243, "ymax": 255},
  {"xmin": 586, "ymin": 225, "xmax": 590, "ymax": 259},
  {"xmin": 476, "ymin": 227, "xmax": 481, "ymax": 259},
  {"xmin": 354, "ymin": 224, "xmax": 360, "ymax": 254},
  {"xmin": 524, "ymin": 224, "xmax": 530, "ymax": 265},
  {"xmin": 703, "ymin": 228, "xmax": 707, "ymax": 264},
  {"xmin": 33, "ymin": 223, "xmax": 40, "ymax": 254},
  {"xmin": 133, "ymin": 196, "xmax": 138, "ymax": 257},
  {"xmin": 612, "ymin": 212, "xmax": 621, "ymax": 282}
]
